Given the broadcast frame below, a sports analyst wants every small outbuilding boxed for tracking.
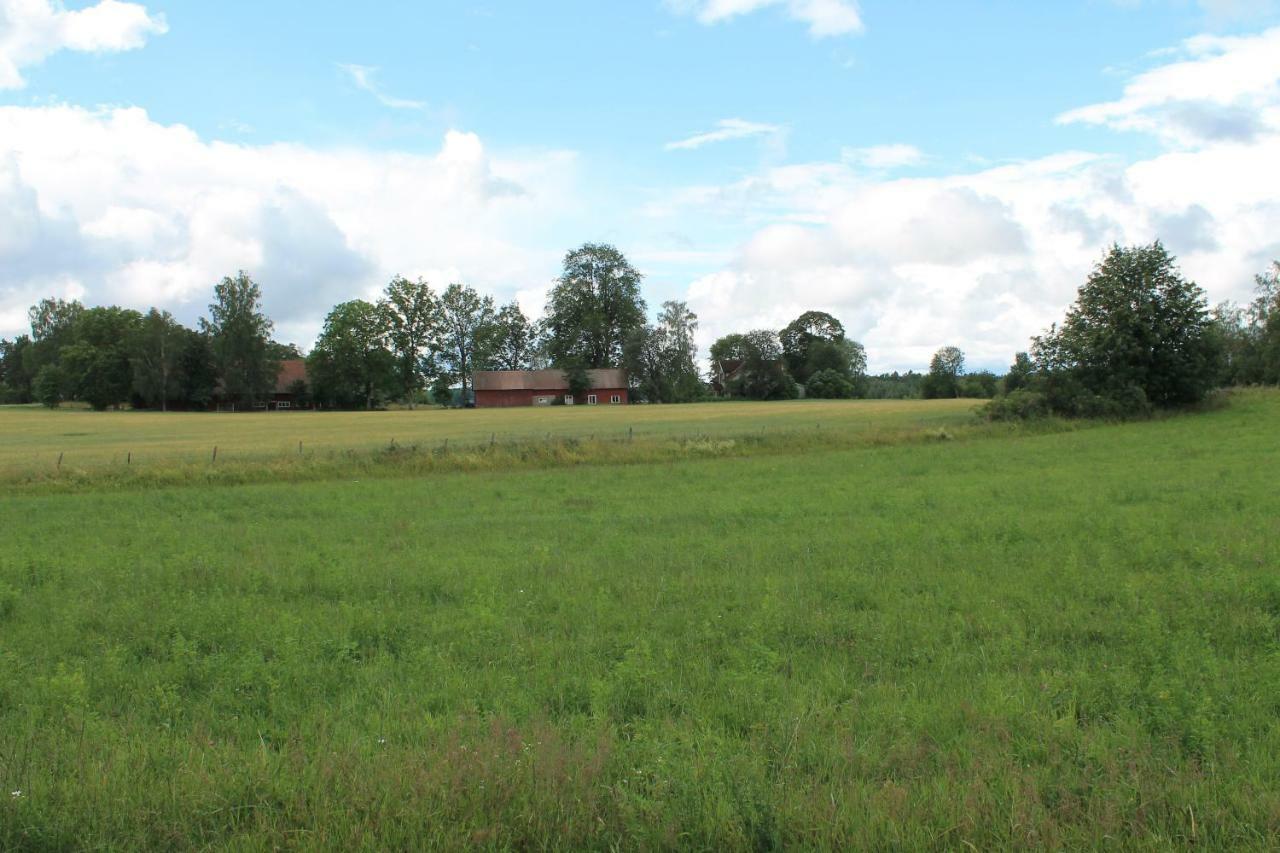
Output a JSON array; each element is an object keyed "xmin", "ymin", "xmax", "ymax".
[{"xmin": 473, "ymin": 369, "xmax": 629, "ymax": 408}]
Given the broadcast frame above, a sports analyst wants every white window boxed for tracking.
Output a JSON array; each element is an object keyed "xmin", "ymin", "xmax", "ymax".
[
  {"xmin": 564, "ymin": 394, "xmax": 574, "ymax": 405},
  {"xmin": 611, "ymin": 394, "xmax": 622, "ymax": 404},
  {"xmin": 278, "ymin": 401, "xmax": 291, "ymax": 409},
  {"xmin": 587, "ymin": 394, "xmax": 598, "ymax": 405}
]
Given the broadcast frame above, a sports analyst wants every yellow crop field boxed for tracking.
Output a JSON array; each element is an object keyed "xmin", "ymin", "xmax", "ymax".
[{"xmin": 0, "ymin": 398, "xmax": 979, "ymax": 475}]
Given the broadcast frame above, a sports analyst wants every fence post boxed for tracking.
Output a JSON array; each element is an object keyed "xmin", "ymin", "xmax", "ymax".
[
  {"xmin": 298, "ymin": 440, "xmax": 303, "ymax": 455},
  {"xmin": 57, "ymin": 452, "xmax": 63, "ymax": 469},
  {"xmin": 212, "ymin": 446, "xmax": 218, "ymax": 463},
  {"xmin": 127, "ymin": 451, "xmax": 131, "ymax": 466}
]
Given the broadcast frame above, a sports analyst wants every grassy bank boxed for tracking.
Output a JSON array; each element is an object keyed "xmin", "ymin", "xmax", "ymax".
[{"xmin": 1, "ymin": 391, "xmax": 1277, "ymax": 848}]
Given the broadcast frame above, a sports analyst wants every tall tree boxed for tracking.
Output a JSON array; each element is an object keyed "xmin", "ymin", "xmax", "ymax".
[
  {"xmin": 26, "ymin": 297, "xmax": 84, "ymax": 377},
  {"xmin": 923, "ymin": 346, "xmax": 965, "ymax": 399},
  {"xmin": 307, "ymin": 300, "xmax": 396, "ymax": 410},
  {"xmin": 543, "ymin": 243, "xmax": 646, "ymax": 368},
  {"xmin": 381, "ymin": 276, "xmax": 439, "ymax": 407},
  {"xmin": 436, "ymin": 283, "xmax": 497, "ymax": 402},
  {"xmin": 178, "ymin": 330, "xmax": 218, "ymax": 410},
  {"xmin": 131, "ymin": 308, "xmax": 185, "ymax": 411},
  {"xmin": 1032, "ymin": 242, "xmax": 1220, "ymax": 407},
  {"xmin": 657, "ymin": 300, "xmax": 702, "ymax": 401},
  {"xmin": 624, "ymin": 301, "xmax": 703, "ymax": 403},
  {"xmin": 202, "ymin": 271, "xmax": 277, "ymax": 406},
  {"xmin": 60, "ymin": 307, "xmax": 143, "ymax": 410},
  {"xmin": 482, "ymin": 301, "xmax": 535, "ymax": 371},
  {"xmin": 780, "ymin": 311, "xmax": 846, "ymax": 384},
  {"xmin": 0, "ymin": 336, "xmax": 34, "ymax": 403}
]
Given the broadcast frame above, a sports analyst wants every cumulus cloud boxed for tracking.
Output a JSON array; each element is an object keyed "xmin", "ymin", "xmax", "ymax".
[
  {"xmin": 671, "ymin": 43, "xmax": 1280, "ymax": 372},
  {"xmin": 665, "ymin": 118, "xmax": 784, "ymax": 151},
  {"xmin": 665, "ymin": 0, "xmax": 863, "ymax": 37},
  {"xmin": 0, "ymin": 105, "xmax": 578, "ymax": 345},
  {"xmin": 0, "ymin": 0, "xmax": 166, "ymax": 89},
  {"xmin": 338, "ymin": 63, "xmax": 426, "ymax": 111},
  {"xmin": 1058, "ymin": 26, "xmax": 1280, "ymax": 145}
]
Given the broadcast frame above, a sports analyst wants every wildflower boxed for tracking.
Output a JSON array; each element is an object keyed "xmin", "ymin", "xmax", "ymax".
[
  {"xmin": 377, "ymin": 737, "xmax": 387, "ymax": 745},
  {"xmin": 10, "ymin": 790, "xmax": 20, "ymax": 799}
]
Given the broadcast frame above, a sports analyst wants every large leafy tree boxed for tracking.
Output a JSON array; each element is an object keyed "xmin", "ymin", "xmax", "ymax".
[
  {"xmin": 202, "ymin": 272, "xmax": 277, "ymax": 406},
  {"xmin": 60, "ymin": 306, "xmax": 143, "ymax": 410},
  {"xmin": 1033, "ymin": 242, "xmax": 1220, "ymax": 407},
  {"xmin": 25, "ymin": 297, "xmax": 84, "ymax": 377},
  {"xmin": 483, "ymin": 301, "xmax": 535, "ymax": 371},
  {"xmin": 381, "ymin": 276, "xmax": 439, "ymax": 407},
  {"xmin": 308, "ymin": 300, "xmax": 397, "ymax": 409},
  {"xmin": 435, "ymin": 283, "xmax": 497, "ymax": 401},
  {"xmin": 780, "ymin": 311, "xmax": 845, "ymax": 384},
  {"xmin": 624, "ymin": 300, "xmax": 702, "ymax": 403},
  {"xmin": 543, "ymin": 243, "xmax": 646, "ymax": 368},
  {"xmin": 131, "ymin": 308, "xmax": 185, "ymax": 411},
  {"xmin": 923, "ymin": 346, "xmax": 965, "ymax": 399}
]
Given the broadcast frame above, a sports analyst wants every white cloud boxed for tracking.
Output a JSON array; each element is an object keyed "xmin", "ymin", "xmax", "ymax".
[
  {"xmin": 0, "ymin": 105, "xmax": 579, "ymax": 345},
  {"xmin": 665, "ymin": 118, "xmax": 784, "ymax": 151},
  {"xmin": 666, "ymin": 29, "xmax": 1280, "ymax": 371},
  {"xmin": 338, "ymin": 63, "xmax": 427, "ymax": 111},
  {"xmin": 1058, "ymin": 26, "xmax": 1280, "ymax": 145},
  {"xmin": 842, "ymin": 143, "xmax": 924, "ymax": 170},
  {"xmin": 0, "ymin": 0, "xmax": 166, "ymax": 89},
  {"xmin": 666, "ymin": 0, "xmax": 863, "ymax": 37}
]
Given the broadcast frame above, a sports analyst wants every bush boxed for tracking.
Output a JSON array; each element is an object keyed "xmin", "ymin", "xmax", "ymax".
[
  {"xmin": 983, "ymin": 390, "xmax": 1049, "ymax": 421},
  {"xmin": 805, "ymin": 369, "xmax": 855, "ymax": 399},
  {"xmin": 984, "ymin": 376, "xmax": 1151, "ymax": 421}
]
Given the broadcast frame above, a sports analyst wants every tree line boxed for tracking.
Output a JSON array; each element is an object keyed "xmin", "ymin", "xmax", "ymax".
[{"xmin": 2, "ymin": 240, "xmax": 1277, "ymax": 412}]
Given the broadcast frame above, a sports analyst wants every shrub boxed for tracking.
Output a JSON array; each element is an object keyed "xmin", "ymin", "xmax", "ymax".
[
  {"xmin": 805, "ymin": 369, "xmax": 855, "ymax": 399},
  {"xmin": 983, "ymin": 390, "xmax": 1049, "ymax": 421}
]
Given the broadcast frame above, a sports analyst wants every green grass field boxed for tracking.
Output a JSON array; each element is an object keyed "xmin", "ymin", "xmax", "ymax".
[{"xmin": 2, "ymin": 392, "xmax": 1278, "ymax": 849}]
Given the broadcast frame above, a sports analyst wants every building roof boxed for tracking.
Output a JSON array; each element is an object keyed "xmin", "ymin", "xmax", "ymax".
[
  {"xmin": 275, "ymin": 359, "xmax": 308, "ymax": 393},
  {"xmin": 473, "ymin": 368, "xmax": 627, "ymax": 391}
]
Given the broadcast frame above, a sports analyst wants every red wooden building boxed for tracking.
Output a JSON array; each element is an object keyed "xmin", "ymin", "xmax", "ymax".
[{"xmin": 473, "ymin": 369, "xmax": 629, "ymax": 408}]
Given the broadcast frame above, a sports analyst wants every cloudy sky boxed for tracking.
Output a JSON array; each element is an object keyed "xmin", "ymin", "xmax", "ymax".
[{"xmin": 2, "ymin": 0, "xmax": 1280, "ymax": 371}]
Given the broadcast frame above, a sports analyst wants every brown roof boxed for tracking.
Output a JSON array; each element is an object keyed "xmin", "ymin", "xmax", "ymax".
[
  {"xmin": 275, "ymin": 359, "xmax": 308, "ymax": 393},
  {"xmin": 473, "ymin": 368, "xmax": 627, "ymax": 391}
]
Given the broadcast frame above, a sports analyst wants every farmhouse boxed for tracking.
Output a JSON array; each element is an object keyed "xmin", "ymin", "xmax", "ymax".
[{"xmin": 473, "ymin": 369, "xmax": 629, "ymax": 407}]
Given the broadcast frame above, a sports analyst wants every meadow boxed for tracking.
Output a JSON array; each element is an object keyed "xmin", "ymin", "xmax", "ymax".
[
  {"xmin": 0, "ymin": 398, "xmax": 975, "ymax": 481},
  {"xmin": 1, "ymin": 391, "xmax": 1278, "ymax": 849}
]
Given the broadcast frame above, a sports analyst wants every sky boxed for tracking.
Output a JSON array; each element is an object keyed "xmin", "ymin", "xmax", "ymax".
[{"xmin": 2, "ymin": 0, "xmax": 1280, "ymax": 372}]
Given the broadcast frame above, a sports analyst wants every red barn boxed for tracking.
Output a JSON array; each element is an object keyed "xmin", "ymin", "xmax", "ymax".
[{"xmin": 473, "ymin": 369, "xmax": 629, "ymax": 408}]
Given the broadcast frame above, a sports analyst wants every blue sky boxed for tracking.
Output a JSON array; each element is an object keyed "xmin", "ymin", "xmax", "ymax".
[{"xmin": 3, "ymin": 0, "xmax": 1280, "ymax": 369}]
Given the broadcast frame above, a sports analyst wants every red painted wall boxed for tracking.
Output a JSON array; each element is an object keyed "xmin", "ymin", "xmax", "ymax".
[{"xmin": 475, "ymin": 388, "xmax": 629, "ymax": 408}]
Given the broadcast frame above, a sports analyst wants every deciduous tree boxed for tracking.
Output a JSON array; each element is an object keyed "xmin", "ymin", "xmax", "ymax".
[
  {"xmin": 543, "ymin": 243, "xmax": 646, "ymax": 368},
  {"xmin": 436, "ymin": 283, "xmax": 497, "ymax": 402},
  {"xmin": 202, "ymin": 272, "xmax": 277, "ymax": 406},
  {"xmin": 381, "ymin": 276, "xmax": 439, "ymax": 407},
  {"xmin": 1033, "ymin": 242, "xmax": 1220, "ymax": 407},
  {"xmin": 307, "ymin": 300, "xmax": 396, "ymax": 410}
]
